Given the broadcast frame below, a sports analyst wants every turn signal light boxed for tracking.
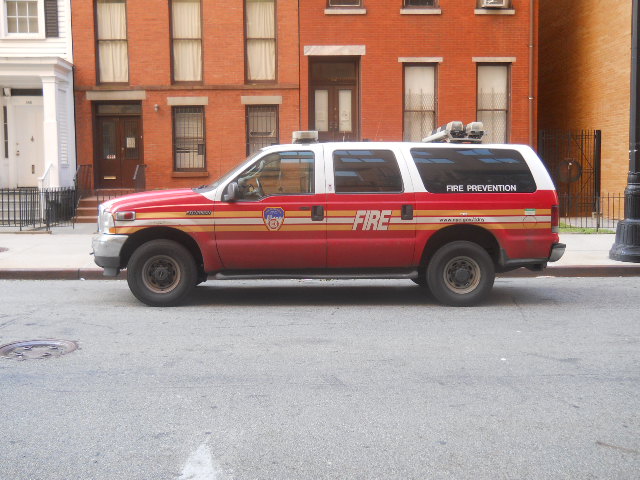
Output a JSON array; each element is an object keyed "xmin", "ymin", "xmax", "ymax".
[
  {"xmin": 115, "ymin": 211, "xmax": 136, "ymax": 221},
  {"xmin": 551, "ymin": 205, "xmax": 559, "ymax": 233}
]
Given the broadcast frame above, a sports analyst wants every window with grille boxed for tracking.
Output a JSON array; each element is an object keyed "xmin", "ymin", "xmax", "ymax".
[
  {"xmin": 5, "ymin": 0, "xmax": 38, "ymax": 33},
  {"xmin": 328, "ymin": 0, "xmax": 361, "ymax": 6},
  {"xmin": 245, "ymin": 0, "xmax": 275, "ymax": 82},
  {"xmin": 246, "ymin": 105, "xmax": 279, "ymax": 155},
  {"xmin": 477, "ymin": 64, "xmax": 509, "ymax": 143},
  {"xmin": 173, "ymin": 106, "xmax": 206, "ymax": 171},
  {"xmin": 171, "ymin": 0, "xmax": 202, "ymax": 82},
  {"xmin": 404, "ymin": 0, "xmax": 437, "ymax": 6},
  {"xmin": 403, "ymin": 65, "xmax": 436, "ymax": 142},
  {"xmin": 96, "ymin": 0, "xmax": 129, "ymax": 83}
]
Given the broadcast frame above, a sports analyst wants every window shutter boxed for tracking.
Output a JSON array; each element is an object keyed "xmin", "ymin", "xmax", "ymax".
[{"xmin": 44, "ymin": 0, "xmax": 59, "ymax": 38}]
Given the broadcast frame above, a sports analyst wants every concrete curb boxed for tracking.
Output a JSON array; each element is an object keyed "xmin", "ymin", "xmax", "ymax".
[
  {"xmin": 499, "ymin": 265, "xmax": 640, "ymax": 277},
  {"xmin": 1, "ymin": 266, "xmax": 640, "ymax": 280},
  {"xmin": 0, "ymin": 268, "xmax": 126, "ymax": 280}
]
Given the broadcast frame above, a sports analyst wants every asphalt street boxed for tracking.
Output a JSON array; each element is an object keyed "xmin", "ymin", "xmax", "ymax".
[{"xmin": 0, "ymin": 278, "xmax": 639, "ymax": 479}]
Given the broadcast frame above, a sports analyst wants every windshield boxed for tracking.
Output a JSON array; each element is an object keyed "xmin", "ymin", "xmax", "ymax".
[{"xmin": 193, "ymin": 150, "xmax": 263, "ymax": 193}]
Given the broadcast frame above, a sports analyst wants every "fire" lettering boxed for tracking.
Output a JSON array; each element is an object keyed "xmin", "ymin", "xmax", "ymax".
[{"xmin": 352, "ymin": 210, "xmax": 392, "ymax": 231}]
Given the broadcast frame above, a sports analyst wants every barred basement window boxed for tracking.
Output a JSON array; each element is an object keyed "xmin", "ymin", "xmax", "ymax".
[
  {"xmin": 173, "ymin": 106, "xmax": 206, "ymax": 171},
  {"xmin": 404, "ymin": 0, "xmax": 437, "ymax": 6},
  {"xmin": 403, "ymin": 65, "xmax": 436, "ymax": 142},
  {"xmin": 328, "ymin": 0, "xmax": 361, "ymax": 6},
  {"xmin": 246, "ymin": 105, "xmax": 278, "ymax": 155}
]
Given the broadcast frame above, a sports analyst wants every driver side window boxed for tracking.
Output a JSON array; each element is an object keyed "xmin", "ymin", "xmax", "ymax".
[{"xmin": 235, "ymin": 151, "xmax": 315, "ymax": 200}]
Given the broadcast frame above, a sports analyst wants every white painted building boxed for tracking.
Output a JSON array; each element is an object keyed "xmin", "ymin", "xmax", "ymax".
[{"xmin": 0, "ymin": 0, "xmax": 75, "ymax": 188}]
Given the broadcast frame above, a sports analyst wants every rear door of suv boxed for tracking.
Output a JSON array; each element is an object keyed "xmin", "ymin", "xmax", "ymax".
[{"xmin": 325, "ymin": 146, "xmax": 416, "ymax": 268}]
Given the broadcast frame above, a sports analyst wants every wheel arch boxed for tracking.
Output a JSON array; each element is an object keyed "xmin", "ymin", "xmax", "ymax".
[
  {"xmin": 420, "ymin": 225, "xmax": 501, "ymax": 267},
  {"xmin": 120, "ymin": 227, "xmax": 204, "ymax": 271}
]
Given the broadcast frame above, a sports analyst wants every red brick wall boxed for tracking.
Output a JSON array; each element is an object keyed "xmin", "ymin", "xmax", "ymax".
[
  {"xmin": 539, "ymin": 0, "xmax": 631, "ymax": 195},
  {"xmin": 73, "ymin": 0, "xmax": 300, "ymax": 190},
  {"xmin": 299, "ymin": 0, "xmax": 537, "ymax": 144},
  {"xmin": 73, "ymin": 0, "xmax": 536, "ymax": 190}
]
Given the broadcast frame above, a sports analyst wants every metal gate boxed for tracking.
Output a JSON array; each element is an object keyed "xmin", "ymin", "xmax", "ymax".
[{"xmin": 538, "ymin": 130, "xmax": 602, "ymax": 217}]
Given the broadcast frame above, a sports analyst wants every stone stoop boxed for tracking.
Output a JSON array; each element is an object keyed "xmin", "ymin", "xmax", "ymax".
[
  {"xmin": 74, "ymin": 196, "xmax": 100, "ymax": 223},
  {"xmin": 74, "ymin": 189, "xmax": 135, "ymax": 224}
]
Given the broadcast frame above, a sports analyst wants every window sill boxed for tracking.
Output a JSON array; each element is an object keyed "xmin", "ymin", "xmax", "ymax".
[
  {"xmin": 0, "ymin": 33, "xmax": 46, "ymax": 40},
  {"xmin": 324, "ymin": 8, "xmax": 367, "ymax": 15},
  {"xmin": 172, "ymin": 171, "xmax": 209, "ymax": 178},
  {"xmin": 400, "ymin": 8, "xmax": 442, "ymax": 15},
  {"xmin": 474, "ymin": 8, "xmax": 515, "ymax": 15}
]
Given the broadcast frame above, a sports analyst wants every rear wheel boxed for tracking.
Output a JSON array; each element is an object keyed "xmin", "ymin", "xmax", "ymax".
[
  {"xmin": 426, "ymin": 241, "xmax": 495, "ymax": 307},
  {"xmin": 127, "ymin": 239, "xmax": 197, "ymax": 306}
]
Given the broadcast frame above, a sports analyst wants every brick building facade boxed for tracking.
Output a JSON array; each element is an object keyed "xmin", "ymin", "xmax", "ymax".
[
  {"xmin": 73, "ymin": 0, "xmax": 537, "ymax": 191},
  {"xmin": 539, "ymin": 0, "xmax": 631, "ymax": 196},
  {"xmin": 300, "ymin": 0, "xmax": 537, "ymax": 148}
]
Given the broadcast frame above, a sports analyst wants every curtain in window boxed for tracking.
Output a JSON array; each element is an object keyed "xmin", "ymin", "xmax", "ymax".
[
  {"xmin": 477, "ymin": 65, "xmax": 508, "ymax": 143},
  {"xmin": 404, "ymin": 65, "xmax": 436, "ymax": 142},
  {"xmin": 172, "ymin": 0, "xmax": 202, "ymax": 82},
  {"xmin": 97, "ymin": 0, "xmax": 128, "ymax": 83},
  {"xmin": 246, "ymin": 0, "xmax": 275, "ymax": 81}
]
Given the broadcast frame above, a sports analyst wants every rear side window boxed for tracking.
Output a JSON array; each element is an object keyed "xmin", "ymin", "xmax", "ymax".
[
  {"xmin": 410, "ymin": 148, "xmax": 536, "ymax": 193},
  {"xmin": 333, "ymin": 150, "xmax": 403, "ymax": 193}
]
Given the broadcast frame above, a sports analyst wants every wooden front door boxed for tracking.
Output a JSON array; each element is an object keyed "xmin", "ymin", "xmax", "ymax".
[
  {"xmin": 310, "ymin": 59, "xmax": 359, "ymax": 142},
  {"xmin": 95, "ymin": 115, "xmax": 142, "ymax": 189}
]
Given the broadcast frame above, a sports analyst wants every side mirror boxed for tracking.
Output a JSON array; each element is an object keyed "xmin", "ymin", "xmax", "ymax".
[{"xmin": 223, "ymin": 182, "xmax": 239, "ymax": 202}]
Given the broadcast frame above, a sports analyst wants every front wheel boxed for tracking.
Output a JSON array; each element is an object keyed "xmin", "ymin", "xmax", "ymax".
[
  {"xmin": 127, "ymin": 239, "xmax": 197, "ymax": 306},
  {"xmin": 426, "ymin": 241, "xmax": 495, "ymax": 307}
]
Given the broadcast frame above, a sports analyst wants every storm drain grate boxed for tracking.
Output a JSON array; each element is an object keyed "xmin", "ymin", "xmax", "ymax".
[{"xmin": 0, "ymin": 339, "xmax": 78, "ymax": 360}]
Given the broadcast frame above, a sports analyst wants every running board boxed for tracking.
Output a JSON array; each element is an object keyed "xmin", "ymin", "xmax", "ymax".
[{"xmin": 212, "ymin": 268, "xmax": 419, "ymax": 281}]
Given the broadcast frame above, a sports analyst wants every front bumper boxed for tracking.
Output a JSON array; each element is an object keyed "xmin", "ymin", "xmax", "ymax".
[{"xmin": 92, "ymin": 233, "xmax": 128, "ymax": 276}]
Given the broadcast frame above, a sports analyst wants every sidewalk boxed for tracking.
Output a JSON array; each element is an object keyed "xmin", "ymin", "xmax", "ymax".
[{"xmin": 1, "ymin": 223, "xmax": 639, "ymax": 279}]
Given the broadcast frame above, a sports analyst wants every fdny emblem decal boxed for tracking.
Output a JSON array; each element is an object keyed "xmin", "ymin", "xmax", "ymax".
[{"xmin": 263, "ymin": 207, "xmax": 285, "ymax": 231}]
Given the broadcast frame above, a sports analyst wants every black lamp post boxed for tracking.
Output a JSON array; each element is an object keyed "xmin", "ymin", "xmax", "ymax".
[{"xmin": 611, "ymin": 0, "xmax": 640, "ymax": 262}]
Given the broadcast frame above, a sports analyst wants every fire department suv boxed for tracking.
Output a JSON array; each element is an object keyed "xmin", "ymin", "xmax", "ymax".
[{"xmin": 92, "ymin": 124, "xmax": 565, "ymax": 307}]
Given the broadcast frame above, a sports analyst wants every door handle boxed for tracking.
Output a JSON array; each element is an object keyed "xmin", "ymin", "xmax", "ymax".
[
  {"xmin": 311, "ymin": 205, "xmax": 324, "ymax": 221},
  {"xmin": 401, "ymin": 204, "xmax": 414, "ymax": 220}
]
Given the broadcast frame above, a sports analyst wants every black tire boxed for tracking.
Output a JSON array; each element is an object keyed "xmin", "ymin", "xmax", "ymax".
[
  {"xmin": 127, "ymin": 239, "xmax": 197, "ymax": 306},
  {"xmin": 426, "ymin": 241, "xmax": 495, "ymax": 307}
]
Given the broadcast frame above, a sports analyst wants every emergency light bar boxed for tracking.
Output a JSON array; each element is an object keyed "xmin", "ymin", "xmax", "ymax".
[
  {"xmin": 422, "ymin": 121, "xmax": 485, "ymax": 144},
  {"xmin": 292, "ymin": 131, "xmax": 319, "ymax": 144}
]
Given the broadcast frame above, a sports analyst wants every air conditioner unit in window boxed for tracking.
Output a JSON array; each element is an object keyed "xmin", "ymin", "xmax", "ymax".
[{"xmin": 481, "ymin": 0, "xmax": 509, "ymax": 8}]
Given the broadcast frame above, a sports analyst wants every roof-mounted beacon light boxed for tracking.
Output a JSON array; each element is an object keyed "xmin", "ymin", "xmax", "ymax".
[
  {"xmin": 292, "ymin": 131, "xmax": 319, "ymax": 144},
  {"xmin": 422, "ymin": 121, "xmax": 465, "ymax": 143},
  {"xmin": 465, "ymin": 122, "xmax": 485, "ymax": 142},
  {"xmin": 422, "ymin": 121, "xmax": 486, "ymax": 144}
]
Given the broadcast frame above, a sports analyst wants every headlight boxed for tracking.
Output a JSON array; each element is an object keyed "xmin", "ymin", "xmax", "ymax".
[{"xmin": 98, "ymin": 206, "xmax": 115, "ymax": 234}]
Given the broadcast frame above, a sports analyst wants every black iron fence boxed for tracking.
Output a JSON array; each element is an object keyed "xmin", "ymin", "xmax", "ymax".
[
  {"xmin": 559, "ymin": 193, "xmax": 624, "ymax": 231},
  {"xmin": 0, "ymin": 187, "xmax": 77, "ymax": 231}
]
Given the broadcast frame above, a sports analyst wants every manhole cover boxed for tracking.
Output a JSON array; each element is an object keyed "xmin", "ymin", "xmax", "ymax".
[
  {"xmin": 0, "ymin": 247, "xmax": 7, "ymax": 253},
  {"xmin": 0, "ymin": 339, "xmax": 78, "ymax": 360}
]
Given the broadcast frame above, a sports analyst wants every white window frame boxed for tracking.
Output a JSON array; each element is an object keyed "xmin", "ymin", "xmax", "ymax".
[{"xmin": 1, "ymin": 0, "xmax": 45, "ymax": 39}]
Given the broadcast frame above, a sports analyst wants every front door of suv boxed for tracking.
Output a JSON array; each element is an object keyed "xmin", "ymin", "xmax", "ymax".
[
  {"xmin": 326, "ymin": 148, "xmax": 416, "ymax": 268},
  {"xmin": 215, "ymin": 149, "xmax": 327, "ymax": 270}
]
